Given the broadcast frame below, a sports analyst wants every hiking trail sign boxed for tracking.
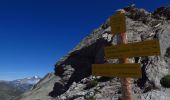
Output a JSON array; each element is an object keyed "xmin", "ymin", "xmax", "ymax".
[
  {"xmin": 92, "ymin": 11, "xmax": 161, "ymax": 100},
  {"xmin": 110, "ymin": 13, "xmax": 126, "ymax": 33},
  {"xmin": 104, "ymin": 39, "xmax": 160, "ymax": 59},
  {"xmin": 92, "ymin": 64, "xmax": 141, "ymax": 78}
]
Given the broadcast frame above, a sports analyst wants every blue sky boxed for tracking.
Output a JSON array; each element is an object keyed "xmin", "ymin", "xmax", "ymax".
[{"xmin": 0, "ymin": 0, "xmax": 169, "ymax": 80}]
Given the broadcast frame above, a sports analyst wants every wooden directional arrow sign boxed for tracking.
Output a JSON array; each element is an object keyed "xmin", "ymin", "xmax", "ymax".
[
  {"xmin": 105, "ymin": 39, "xmax": 160, "ymax": 59},
  {"xmin": 110, "ymin": 13, "xmax": 126, "ymax": 33},
  {"xmin": 92, "ymin": 64, "xmax": 141, "ymax": 78}
]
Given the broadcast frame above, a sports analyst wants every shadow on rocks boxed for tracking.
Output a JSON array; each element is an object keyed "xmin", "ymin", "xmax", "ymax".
[{"xmin": 49, "ymin": 38, "xmax": 112, "ymax": 97}]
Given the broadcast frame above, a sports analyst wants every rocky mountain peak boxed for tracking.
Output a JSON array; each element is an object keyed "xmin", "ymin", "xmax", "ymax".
[{"xmin": 20, "ymin": 5, "xmax": 170, "ymax": 100}]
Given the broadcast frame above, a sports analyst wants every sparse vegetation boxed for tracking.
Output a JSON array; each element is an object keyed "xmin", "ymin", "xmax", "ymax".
[
  {"xmin": 88, "ymin": 96, "xmax": 96, "ymax": 100},
  {"xmin": 84, "ymin": 80, "xmax": 98, "ymax": 90},
  {"xmin": 118, "ymin": 96, "xmax": 122, "ymax": 100},
  {"xmin": 160, "ymin": 75, "xmax": 170, "ymax": 88}
]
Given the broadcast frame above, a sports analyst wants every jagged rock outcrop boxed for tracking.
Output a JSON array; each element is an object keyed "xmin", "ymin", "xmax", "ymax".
[
  {"xmin": 153, "ymin": 6, "xmax": 170, "ymax": 20},
  {"xmin": 49, "ymin": 36, "xmax": 113, "ymax": 97},
  {"xmin": 20, "ymin": 5, "xmax": 170, "ymax": 100},
  {"xmin": 51, "ymin": 5, "xmax": 170, "ymax": 100}
]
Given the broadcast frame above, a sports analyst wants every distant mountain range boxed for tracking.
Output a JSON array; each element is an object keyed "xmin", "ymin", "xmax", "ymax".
[
  {"xmin": 10, "ymin": 76, "xmax": 41, "ymax": 91},
  {"xmin": 0, "ymin": 76, "xmax": 41, "ymax": 100}
]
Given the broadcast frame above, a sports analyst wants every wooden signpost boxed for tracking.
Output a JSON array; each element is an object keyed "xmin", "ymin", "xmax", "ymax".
[
  {"xmin": 110, "ymin": 13, "xmax": 126, "ymax": 33},
  {"xmin": 92, "ymin": 64, "xmax": 142, "ymax": 78},
  {"xmin": 92, "ymin": 11, "xmax": 161, "ymax": 100},
  {"xmin": 105, "ymin": 39, "xmax": 160, "ymax": 59}
]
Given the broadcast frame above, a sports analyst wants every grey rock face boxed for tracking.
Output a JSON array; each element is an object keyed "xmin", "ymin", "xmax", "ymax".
[
  {"xmin": 52, "ymin": 6, "xmax": 170, "ymax": 100},
  {"xmin": 49, "ymin": 33, "xmax": 113, "ymax": 97},
  {"xmin": 141, "ymin": 89, "xmax": 170, "ymax": 100},
  {"xmin": 145, "ymin": 25, "xmax": 170, "ymax": 88}
]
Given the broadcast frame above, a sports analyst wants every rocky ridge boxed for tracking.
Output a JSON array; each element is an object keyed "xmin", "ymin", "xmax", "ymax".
[{"xmin": 20, "ymin": 5, "xmax": 170, "ymax": 100}]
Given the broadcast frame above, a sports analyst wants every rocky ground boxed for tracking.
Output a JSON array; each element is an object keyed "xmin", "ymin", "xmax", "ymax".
[{"xmin": 20, "ymin": 5, "xmax": 170, "ymax": 100}]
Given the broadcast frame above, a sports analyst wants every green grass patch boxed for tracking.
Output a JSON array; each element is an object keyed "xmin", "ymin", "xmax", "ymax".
[
  {"xmin": 160, "ymin": 75, "xmax": 170, "ymax": 88},
  {"xmin": 84, "ymin": 80, "xmax": 98, "ymax": 90}
]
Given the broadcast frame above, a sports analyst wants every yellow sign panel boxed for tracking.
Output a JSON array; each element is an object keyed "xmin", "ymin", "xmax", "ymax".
[
  {"xmin": 110, "ymin": 13, "xmax": 126, "ymax": 33},
  {"xmin": 105, "ymin": 39, "xmax": 160, "ymax": 59},
  {"xmin": 92, "ymin": 64, "xmax": 141, "ymax": 78}
]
